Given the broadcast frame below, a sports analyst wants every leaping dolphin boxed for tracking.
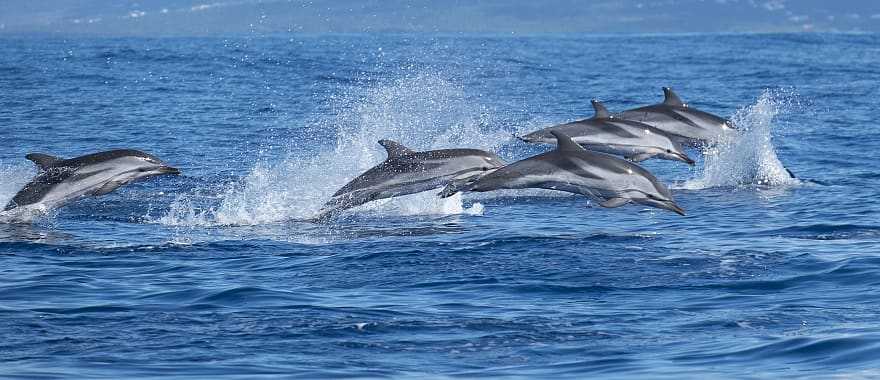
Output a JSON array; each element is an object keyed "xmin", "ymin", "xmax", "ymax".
[
  {"xmin": 314, "ymin": 140, "xmax": 506, "ymax": 220},
  {"xmin": 615, "ymin": 87, "xmax": 733, "ymax": 146},
  {"xmin": 519, "ymin": 99, "xmax": 695, "ymax": 165},
  {"xmin": 440, "ymin": 131, "xmax": 685, "ymax": 216},
  {"xmin": 2, "ymin": 149, "xmax": 180, "ymax": 218}
]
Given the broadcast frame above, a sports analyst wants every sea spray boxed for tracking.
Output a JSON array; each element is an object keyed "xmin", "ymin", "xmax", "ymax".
[
  {"xmin": 683, "ymin": 90, "xmax": 800, "ymax": 189},
  {"xmin": 0, "ymin": 161, "xmax": 34, "ymax": 206},
  {"xmin": 159, "ymin": 72, "xmax": 509, "ymax": 226},
  {"xmin": 0, "ymin": 162, "xmax": 39, "ymax": 223}
]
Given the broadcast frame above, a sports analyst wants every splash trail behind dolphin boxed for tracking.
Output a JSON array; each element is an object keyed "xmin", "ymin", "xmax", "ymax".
[
  {"xmin": 157, "ymin": 73, "xmax": 511, "ymax": 226},
  {"xmin": 682, "ymin": 90, "xmax": 800, "ymax": 190}
]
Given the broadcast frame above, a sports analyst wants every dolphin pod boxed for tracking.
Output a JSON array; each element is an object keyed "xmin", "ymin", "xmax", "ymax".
[
  {"xmin": 2, "ymin": 87, "xmax": 738, "ymax": 223},
  {"xmin": 519, "ymin": 99, "xmax": 695, "ymax": 165},
  {"xmin": 2, "ymin": 150, "xmax": 179, "ymax": 219},
  {"xmin": 320, "ymin": 86, "xmax": 732, "ymax": 218}
]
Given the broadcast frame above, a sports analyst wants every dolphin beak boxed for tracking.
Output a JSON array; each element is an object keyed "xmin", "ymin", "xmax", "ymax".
[
  {"xmin": 663, "ymin": 201, "xmax": 686, "ymax": 216},
  {"xmin": 158, "ymin": 165, "xmax": 181, "ymax": 175}
]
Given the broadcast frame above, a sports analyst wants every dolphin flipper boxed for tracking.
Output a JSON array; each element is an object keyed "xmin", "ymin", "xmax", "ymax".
[
  {"xmin": 599, "ymin": 198, "xmax": 630, "ymax": 208},
  {"xmin": 92, "ymin": 181, "xmax": 124, "ymax": 196},
  {"xmin": 626, "ymin": 153, "xmax": 655, "ymax": 162}
]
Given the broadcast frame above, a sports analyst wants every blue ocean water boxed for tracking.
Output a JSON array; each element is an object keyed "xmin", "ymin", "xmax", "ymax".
[{"xmin": 1, "ymin": 33, "xmax": 879, "ymax": 378}]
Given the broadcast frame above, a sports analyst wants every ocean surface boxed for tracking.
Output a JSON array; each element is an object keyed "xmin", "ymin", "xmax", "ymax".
[{"xmin": 1, "ymin": 33, "xmax": 879, "ymax": 378}]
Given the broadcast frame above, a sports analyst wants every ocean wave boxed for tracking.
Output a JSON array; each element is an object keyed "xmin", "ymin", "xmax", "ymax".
[
  {"xmin": 674, "ymin": 335, "xmax": 880, "ymax": 368},
  {"xmin": 764, "ymin": 224, "xmax": 880, "ymax": 241}
]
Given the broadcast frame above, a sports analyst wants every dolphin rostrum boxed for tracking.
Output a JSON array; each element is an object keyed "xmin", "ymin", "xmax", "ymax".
[
  {"xmin": 615, "ymin": 87, "xmax": 733, "ymax": 146},
  {"xmin": 315, "ymin": 140, "xmax": 506, "ymax": 220},
  {"xmin": 519, "ymin": 99, "xmax": 695, "ymax": 165},
  {"xmin": 2, "ymin": 149, "xmax": 180, "ymax": 217},
  {"xmin": 441, "ymin": 131, "xmax": 685, "ymax": 215}
]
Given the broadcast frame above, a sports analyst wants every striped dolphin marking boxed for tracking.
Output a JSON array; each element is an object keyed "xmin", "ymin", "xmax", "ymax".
[
  {"xmin": 614, "ymin": 87, "xmax": 733, "ymax": 146},
  {"xmin": 519, "ymin": 99, "xmax": 695, "ymax": 165},
  {"xmin": 314, "ymin": 140, "xmax": 506, "ymax": 221},
  {"xmin": 2, "ymin": 149, "xmax": 180, "ymax": 218},
  {"xmin": 441, "ymin": 131, "xmax": 685, "ymax": 216}
]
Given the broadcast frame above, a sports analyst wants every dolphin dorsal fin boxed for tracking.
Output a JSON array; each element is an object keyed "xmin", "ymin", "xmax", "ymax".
[
  {"xmin": 591, "ymin": 99, "xmax": 611, "ymax": 119},
  {"xmin": 550, "ymin": 131, "xmax": 585, "ymax": 152},
  {"xmin": 378, "ymin": 139, "xmax": 415, "ymax": 159},
  {"xmin": 662, "ymin": 87, "xmax": 685, "ymax": 107},
  {"xmin": 25, "ymin": 153, "xmax": 63, "ymax": 170}
]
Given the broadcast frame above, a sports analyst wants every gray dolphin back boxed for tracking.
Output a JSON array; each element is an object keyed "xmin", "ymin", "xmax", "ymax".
[
  {"xmin": 519, "ymin": 99, "xmax": 695, "ymax": 164},
  {"xmin": 442, "ymin": 131, "xmax": 684, "ymax": 215},
  {"xmin": 316, "ymin": 140, "xmax": 505, "ymax": 221},
  {"xmin": 614, "ymin": 87, "xmax": 731, "ymax": 145}
]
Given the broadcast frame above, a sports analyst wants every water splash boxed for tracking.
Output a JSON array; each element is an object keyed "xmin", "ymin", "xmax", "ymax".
[
  {"xmin": 0, "ymin": 162, "xmax": 33, "ymax": 205},
  {"xmin": 0, "ymin": 162, "xmax": 40, "ymax": 223},
  {"xmin": 354, "ymin": 192, "xmax": 484, "ymax": 217},
  {"xmin": 158, "ymin": 72, "xmax": 508, "ymax": 226},
  {"xmin": 682, "ymin": 90, "xmax": 800, "ymax": 190}
]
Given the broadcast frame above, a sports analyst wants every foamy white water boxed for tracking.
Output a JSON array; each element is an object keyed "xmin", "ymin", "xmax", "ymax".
[
  {"xmin": 0, "ymin": 162, "xmax": 34, "ymax": 205},
  {"xmin": 0, "ymin": 162, "xmax": 39, "ymax": 223},
  {"xmin": 682, "ymin": 90, "xmax": 800, "ymax": 190},
  {"xmin": 158, "ymin": 73, "xmax": 509, "ymax": 226}
]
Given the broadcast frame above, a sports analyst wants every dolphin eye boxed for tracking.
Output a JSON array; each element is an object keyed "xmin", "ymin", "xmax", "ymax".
[{"xmin": 666, "ymin": 149, "xmax": 672, "ymax": 153}]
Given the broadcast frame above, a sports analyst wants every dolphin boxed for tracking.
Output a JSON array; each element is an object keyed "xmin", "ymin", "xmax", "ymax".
[
  {"xmin": 519, "ymin": 99, "xmax": 695, "ymax": 165},
  {"xmin": 615, "ymin": 87, "xmax": 733, "ymax": 146},
  {"xmin": 440, "ymin": 131, "xmax": 685, "ymax": 216},
  {"xmin": 314, "ymin": 140, "xmax": 506, "ymax": 220},
  {"xmin": 2, "ymin": 149, "xmax": 180, "ymax": 217}
]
